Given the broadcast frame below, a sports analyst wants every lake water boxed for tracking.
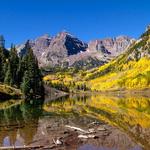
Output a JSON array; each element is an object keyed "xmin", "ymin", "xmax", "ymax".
[{"xmin": 0, "ymin": 94, "xmax": 150, "ymax": 150}]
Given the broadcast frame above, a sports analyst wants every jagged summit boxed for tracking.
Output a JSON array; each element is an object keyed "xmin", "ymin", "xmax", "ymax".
[
  {"xmin": 56, "ymin": 31, "xmax": 74, "ymax": 37},
  {"xmin": 16, "ymin": 32, "xmax": 133, "ymax": 69},
  {"xmin": 88, "ymin": 36, "xmax": 133, "ymax": 56}
]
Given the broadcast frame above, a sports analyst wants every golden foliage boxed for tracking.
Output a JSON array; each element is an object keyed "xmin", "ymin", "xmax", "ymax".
[
  {"xmin": 89, "ymin": 57, "xmax": 150, "ymax": 91},
  {"xmin": 43, "ymin": 94, "xmax": 150, "ymax": 128}
]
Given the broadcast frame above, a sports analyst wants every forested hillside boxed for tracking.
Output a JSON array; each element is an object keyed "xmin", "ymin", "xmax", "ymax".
[{"xmin": 0, "ymin": 41, "xmax": 44, "ymax": 100}]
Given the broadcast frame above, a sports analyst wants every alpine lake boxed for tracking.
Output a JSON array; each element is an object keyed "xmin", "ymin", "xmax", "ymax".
[{"xmin": 0, "ymin": 93, "xmax": 150, "ymax": 150}]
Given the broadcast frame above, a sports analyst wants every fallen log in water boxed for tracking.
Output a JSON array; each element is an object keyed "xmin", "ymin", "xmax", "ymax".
[
  {"xmin": 65, "ymin": 125, "xmax": 95, "ymax": 134},
  {"xmin": 0, "ymin": 145, "xmax": 44, "ymax": 150},
  {"xmin": 78, "ymin": 134, "xmax": 97, "ymax": 139},
  {"xmin": 0, "ymin": 145, "xmax": 57, "ymax": 150}
]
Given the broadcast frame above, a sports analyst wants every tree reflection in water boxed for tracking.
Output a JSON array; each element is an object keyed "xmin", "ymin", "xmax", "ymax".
[
  {"xmin": 0, "ymin": 100, "xmax": 43, "ymax": 147},
  {"xmin": 44, "ymin": 94, "xmax": 150, "ymax": 150},
  {"xmin": 0, "ymin": 94, "xmax": 150, "ymax": 150}
]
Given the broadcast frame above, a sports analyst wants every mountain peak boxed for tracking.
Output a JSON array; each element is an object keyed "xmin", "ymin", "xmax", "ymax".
[
  {"xmin": 16, "ymin": 32, "xmax": 132, "ymax": 69},
  {"xmin": 88, "ymin": 36, "xmax": 133, "ymax": 56},
  {"xmin": 56, "ymin": 31, "xmax": 74, "ymax": 39}
]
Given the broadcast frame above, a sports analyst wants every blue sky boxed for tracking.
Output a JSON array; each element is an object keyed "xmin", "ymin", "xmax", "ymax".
[{"xmin": 0, "ymin": 0, "xmax": 150, "ymax": 47}]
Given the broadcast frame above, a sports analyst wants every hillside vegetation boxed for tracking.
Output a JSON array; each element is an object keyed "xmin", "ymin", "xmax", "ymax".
[
  {"xmin": 86, "ymin": 28, "xmax": 150, "ymax": 91},
  {"xmin": 0, "ymin": 41, "xmax": 44, "ymax": 100},
  {"xmin": 88, "ymin": 57, "xmax": 150, "ymax": 91},
  {"xmin": 44, "ymin": 27, "xmax": 150, "ymax": 92}
]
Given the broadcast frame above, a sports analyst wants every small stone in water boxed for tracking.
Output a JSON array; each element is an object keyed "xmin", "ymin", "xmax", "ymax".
[
  {"xmin": 97, "ymin": 127, "xmax": 106, "ymax": 131},
  {"xmin": 88, "ymin": 128, "xmax": 95, "ymax": 133}
]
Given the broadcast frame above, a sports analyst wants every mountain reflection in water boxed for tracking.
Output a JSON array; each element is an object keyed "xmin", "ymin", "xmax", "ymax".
[{"xmin": 0, "ymin": 94, "xmax": 150, "ymax": 149}]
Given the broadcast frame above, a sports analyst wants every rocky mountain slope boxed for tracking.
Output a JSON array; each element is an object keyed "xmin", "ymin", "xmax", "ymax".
[
  {"xmin": 17, "ymin": 32, "xmax": 133, "ymax": 69},
  {"xmin": 44, "ymin": 25, "xmax": 150, "ymax": 92},
  {"xmin": 84, "ymin": 25, "xmax": 150, "ymax": 91},
  {"xmin": 88, "ymin": 36, "xmax": 133, "ymax": 56}
]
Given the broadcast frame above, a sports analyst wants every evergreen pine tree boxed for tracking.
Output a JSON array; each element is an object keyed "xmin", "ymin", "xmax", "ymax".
[
  {"xmin": 0, "ymin": 47, "xmax": 6, "ymax": 82},
  {"xmin": 16, "ymin": 57, "xmax": 24, "ymax": 87},
  {"xmin": 4, "ymin": 45, "xmax": 19, "ymax": 86},
  {"xmin": 21, "ymin": 71, "xmax": 31, "ymax": 99},
  {"xmin": 21, "ymin": 41, "xmax": 44, "ymax": 100},
  {"xmin": 4, "ymin": 64, "xmax": 12, "ymax": 85}
]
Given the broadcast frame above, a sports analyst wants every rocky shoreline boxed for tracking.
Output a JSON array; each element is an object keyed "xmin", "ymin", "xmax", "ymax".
[{"xmin": 24, "ymin": 116, "xmax": 141, "ymax": 150}]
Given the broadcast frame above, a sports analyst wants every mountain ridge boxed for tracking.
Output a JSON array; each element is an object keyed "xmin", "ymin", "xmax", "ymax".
[
  {"xmin": 16, "ymin": 32, "xmax": 133, "ymax": 69},
  {"xmin": 43, "ymin": 25, "xmax": 150, "ymax": 92},
  {"xmin": 85, "ymin": 26, "xmax": 150, "ymax": 91}
]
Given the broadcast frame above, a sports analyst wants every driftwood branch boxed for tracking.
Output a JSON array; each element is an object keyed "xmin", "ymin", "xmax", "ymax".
[
  {"xmin": 0, "ymin": 145, "xmax": 57, "ymax": 150},
  {"xmin": 65, "ymin": 125, "xmax": 95, "ymax": 134},
  {"xmin": 78, "ymin": 134, "xmax": 97, "ymax": 139},
  {"xmin": 65, "ymin": 125, "xmax": 99, "ymax": 139},
  {"xmin": 0, "ymin": 145, "xmax": 44, "ymax": 150}
]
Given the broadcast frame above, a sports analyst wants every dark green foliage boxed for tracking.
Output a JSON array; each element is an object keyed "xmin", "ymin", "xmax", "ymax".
[
  {"xmin": 49, "ymin": 82, "xmax": 69, "ymax": 92},
  {"xmin": 20, "ymin": 41, "xmax": 44, "ymax": 100},
  {"xmin": 16, "ymin": 54, "xmax": 30, "ymax": 87},
  {"xmin": 1, "ymin": 40, "xmax": 44, "ymax": 100},
  {"xmin": 0, "ymin": 47, "xmax": 7, "ymax": 82},
  {"xmin": 21, "ymin": 71, "xmax": 31, "ymax": 99},
  {"xmin": 4, "ymin": 45, "xmax": 19, "ymax": 85},
  {"xmin": 4, "ymin": 65, "xmax": 12, "ymax": 85}
]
